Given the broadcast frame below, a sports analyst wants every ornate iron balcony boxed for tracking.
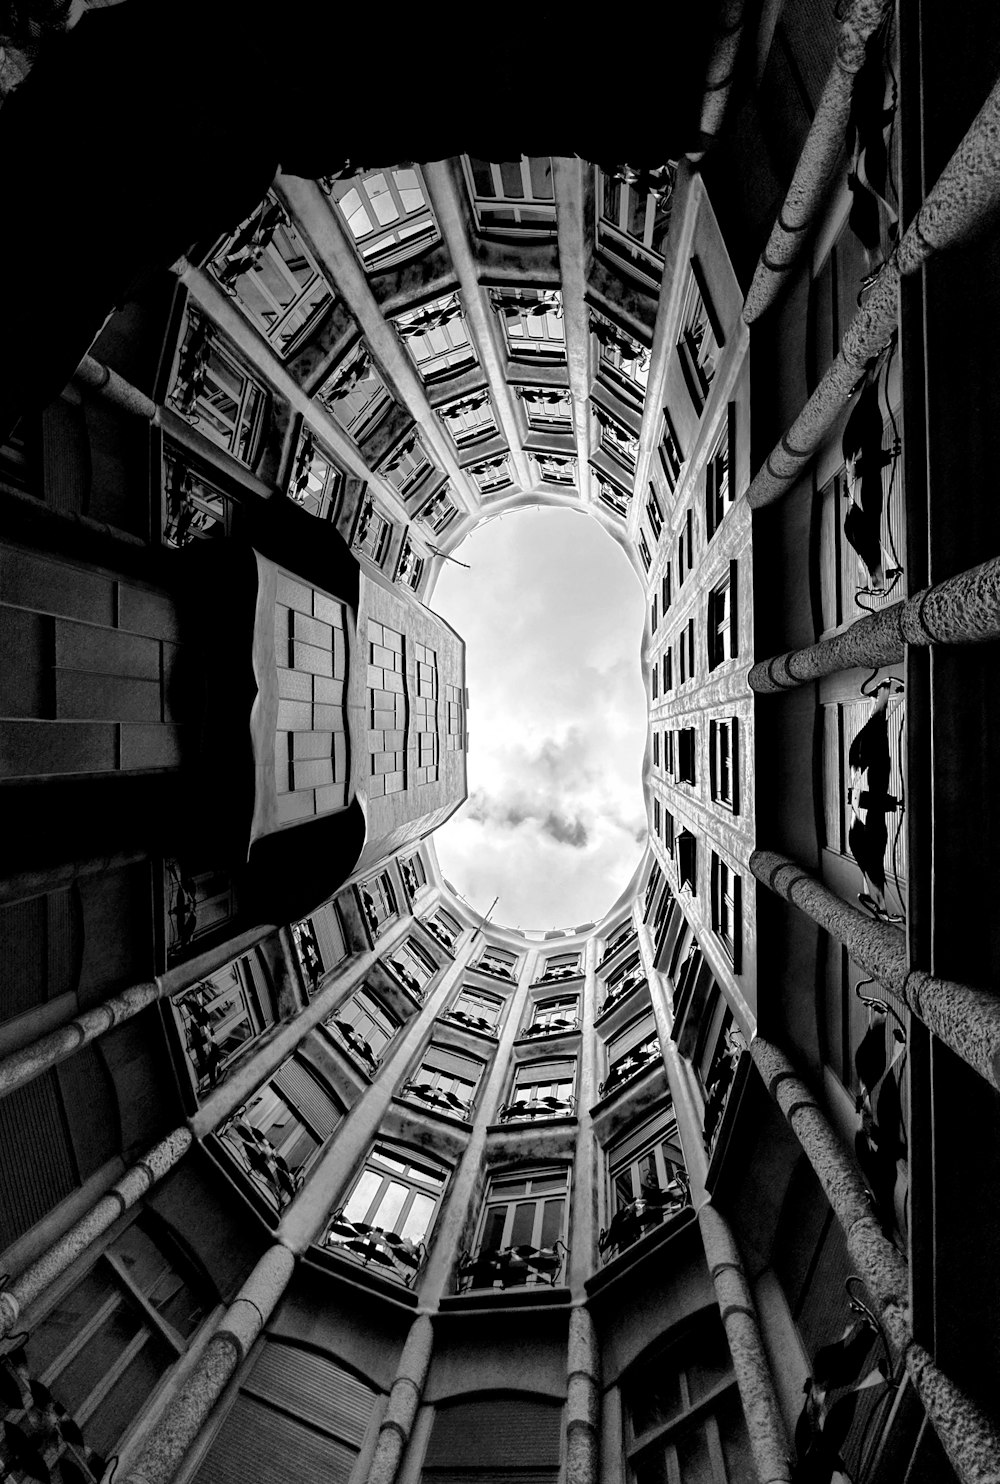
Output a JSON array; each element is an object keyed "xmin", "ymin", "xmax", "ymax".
[
  {"xmin": 534, "ymin": 966, "xmax": 580, "ymax": 985},
  {"xmin": 598, "ymin": 1035, "xmax": 661, "ymax": 1099},
  {"xmin": 443, "ymin": 1006, "xmax": 499, "ymax": 1036},
  {"xmin": 424, "ymin": 918, "xmax": 457, "ymax": 952},
  {"xmin": 325, "ymin": 1210, "xmax": 426, "ymax": 1287},
  {"xmin": 598, "ymin": 929, "xmax": 638, "ymax": 967},
  {"xmin": 475, "ymin": 960, "xmax": 516, "ymax": 982},
  {"xmin": 521, "ymin": 1016, "xmax": 580, "ymax": 1039},
  {"xmin": 704, "ymin": 1028, "xmax": 747, "ymax": 1157},
  {"xmin": 598, "ymin": 973, "xmax": 647, "ymax": 1017},
  {"xmin": 400, "ymin": 1080, "xmax": 472, "ymax": 1120},
  {"xmin": 217, "ymin": 1110, "xmax": 303, "ymax": 1213},
  {"xmin": 598, "ymin": 1175, "xmax": 690, "ymax": 1265},
  {"xmin": 455, "ymin": 1239, "xmax": 568, "ymax": 1292},
  {"xmin": 385, "ymin": 958, "xmax": 426, "ymax": 1002},
  {"xmin": 327, "ymin": 1017, "xmax": 380, "ymax": 1075},
  {"xmin": 497, "ymin": 1094, "xmax": 576, "ymax": 1123}
]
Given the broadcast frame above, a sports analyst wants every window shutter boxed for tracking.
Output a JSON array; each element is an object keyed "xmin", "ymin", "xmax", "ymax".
[
  {"xmin": 423, "ymin": 1395, "xmax": 563, "ymax": 1472},
  {"xmin": 0, "ymin": 1070, "xmax": 76, "ymax": 1246},
  {"xmin": 272, "ymin": 1060, "xmax": 341, "ymax": 1139},
  {"xmin": 311, "ymin": 905, "xmax": 345, "ymax": 968}
]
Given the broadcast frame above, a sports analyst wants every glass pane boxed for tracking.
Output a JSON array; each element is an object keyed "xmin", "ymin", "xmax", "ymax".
[
  {"xmin": 529, "ymin": 156, "xmax": 553, "ymax": 199},
  {"xmin": 509, "ymin": 1201, "xmax": 536, "ymax": 1248},
  {"xmin": 717, "ymin": 1389, "xmax": 756, "ymax": 1481},
  {"xmin": 344, "ymin": 1168, "xmax": 382, "ymax": 1224},
  {"xmin": 539, "ymin": 1198, "xmax": 564, "ymax": 1249},
  {"xmin": 48, "ymin": 1291, "xmax": 142, "ymax": 1417},
  {"xmin": 401, "ymin": 1191, "xmax": 434, "ymax": 1243},
  {"xmin": 675, "ymin": 1423, "xmax": 716, "ymax": 1484},
  {"xmin": 629, "ymin": 1371, "xmax": 683, "ymax": 1438},
  {"xmin": 469, "ymin": 157, "xmax": 495, "ymax": 198},
  {"xmin": 375, "ymin": 1179, "xmax": 408, "ymax": 1233},
  {"xmin": 27, "ymin": 1270, "xmax": 114, "ymax": 1378},
  {"xmin": 500, "ymin": 160, "xmax": 525, "ymax": 199},
  {"xmin": 481, "ymin": 1208, "xmax": 507, "ymax": 1252}
]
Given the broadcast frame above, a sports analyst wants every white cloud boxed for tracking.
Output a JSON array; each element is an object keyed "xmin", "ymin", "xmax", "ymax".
[{"xmin": 430, "ymin": 507, "xmax": 648, "ymax": 928}]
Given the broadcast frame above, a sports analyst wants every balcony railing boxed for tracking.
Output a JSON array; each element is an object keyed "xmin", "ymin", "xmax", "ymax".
[
  {"xmin": 521, "ymin": 1016, "xmax": 580, "ymax": 1040},
  {"xmin": 599, "ymin": 928, "xmax": 637, "ymax": 965},
  {"xmin": 598, "ymin": 973, "xmax": 647, "ymax": 1017},
  {"xmin": 443, "ymin": 1006, "xmax": 499, "ymax": 1036},
  {"xmin": 703, "ymin": 1028, "xmax": 747, "ymax": 1157},
  {"xmin": 326, "ymin": 1017, "xmax": 381, "ymax": 1076},
  {"xmin": 497, "ymin": 1094, "xmax": 576, "ymax": 1123},
  {"xmin": 291, "ymin": 918, "xmax": 324, "ymax": 994},
  {"xmin": 325, "ymin": 1210, "xmax": 426, "ymax": 1287},
  {"xmin": 534, "ymin": 966, "xmax": 580, "ymax": 985},
  {"xmin": 424, "ymin": 918, "xmax": 458, "ymax": 952},
  {"xmin": 455, "ymin": 1239, "xmax": 568, "ymax": 1292},
  {"xmin": 384, "ymin": 957, "xmax": 427, "ymax": 1002},
  {"xmin": 599, "ymin": 1175, "xmax": 690, "ymax": 1265},
  {"xmin": 400, "ymin": 1080, "xmax": 472, "ymax": 1120},
  {"xmin": 359, "ymin": 887, "xmax": 390, "ymax": 938},
  {"xmin": 400, "ymin": 859, "xmax": 422, "ymax": 899},
  {"xmin": 217, "ymin": 1111, "xmax": 303, "ymax": 1213},
  {"xmin": 598, "ymin": 1035, "xmax": 662, "ymax": 1099},
  {"xmin": 474, "ymin": 960, "xmax": 516, "ymax": 982}
]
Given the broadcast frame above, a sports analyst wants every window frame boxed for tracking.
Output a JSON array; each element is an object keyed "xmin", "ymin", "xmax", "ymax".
[
  {"xmin": 709, "ymin": 718, "xmax": 739, "ymax": 812},
  {"xmin": 711, "ymin": 854, "xmax": 743, "ymax": 972},
  {"xmin": 327, "ymin": 166, "xmax": 439, "ymax": 270}
]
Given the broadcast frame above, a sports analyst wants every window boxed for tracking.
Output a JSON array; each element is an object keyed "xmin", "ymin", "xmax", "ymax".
[
  {"xmin": 677, "ymin": 831, "xmax": 697, "ymax": 894},
  {"xmin": 477, "ymin": 944, "xmax": 519, "ymax": 980},
  {"xmin": 353, "ymin": 491, "xmax": 392, "ymax": 565},
  {"xmin": 653, "ymin": 731, "xmax": 661, "ymax": 768},
  {"xmin": 401, "ymin": 852, "xmax": 427, "ymax": 898},
  {"xmin": 395, "ymin": 532, "xmax": 424, "ymax": 592},
  {"xmin": 710, "ymin": 719, "xmax": 739, "ymax": 811},
  {"xmin": 292, "ymin": 901, "xmax": 347, "ymax": 993},
  {"xmin": 394, "ymin": 292, "xmax": 477, "ymax": 381},
  {"xmin": 651, "ymin": 595, "xmax": 659, "ymax": 633},
  {"xmin": 165, "ymin": 860, "xmax": 235, "ymax": 961},
  {"xmin": 677, "ymin": 261, "xmax": 723, "ymax": 414},
  {"xmin": 447, "ymin": 984, "xmax": 504, "ymax": 1034},
  {"xmin": 440, "ymin": 389, "xmax": 498, "ymax": 447},
  {"xmin": 679, "ymin": 618, "xmax": 695, "ymax": 684},
  {"xmin": 327, "ymin": 985, "xmax": 398, "ymax": 1073},
  {"xmin": 413, "ymin": 641, "xmax": 439, "ymax": 786},
  {"xmin": 653, "ymin": 799, "xmax": 662, "ymax": 837},
  {"xmin": 367, "ymin": 619, "xmax": 405, "ymax": 797},
  {"xmin": 638, "ymin": 533, "xmax": 652, "ymax": 571},
  {"xmin": 403, "ymin": 1044, "xmax": 483, "ymax": 1119},
  {"xmin": 387, "ymin": 936, "xmax": 438, "ymax": 999},
  {"xmin": 327, "ymin": 167, "xmax": 438, "ymax": 268},
  {"xmin": 601, "ymin": 1106, "xmax": 687, "ymax": 1263},
  {"xmin": 527, "ymin": 994, "xmax": 580, "ymax": 1036},
  {"xmin": 492, "ymin": 287, "xmax": 565, "ymax": 361},
  {"xmin": 597, "ymin": 167, "xmax": 674, "ymax": 283},
  {"xmin": 706, "ymin": 408, "xmax": 734, "ymax": 540},
  {"xmin": 663, "ymin": 808, "xmax": 675, "ymax": 856},
  {"xmin": 20, "ymin": 1219, "xmax": 208, "ymax": 1462},
  {"xmin": 538, "ymin": 950, "xmax": 581, "ymax": 982},
  {"xmin": 623, "ymin": 1316, "xmax": 753, "ymax": 1484},
  {"xmin": 379, "ymin": 429, "xmax": 433, "ymax": 499},
  {"xmin": 601, "ymin": 1013, "xmax": 661, "ymax": 1098},
  {"xmin": 465, "ymin": 156, "xmax": 556, "ymax": 233},
  {"xmin": 663, "ymin": 649, "xmax": 673, "ymax": 693},
  {"xmin": 658, "ymin": 408, "xmax": 684, "ymax": 491},
  {"xmin": 169, "ymin": 313, "xmax": 266, "ymax": 466},
  {"xmin": 516, "ymin": 384, "xmax": 573, "ymax": 432},
  {"xmin": 661, "ymin": 565, "xmax": 672, "ymax": 613},
  {"xmin": 318, "ymin": 344, "xmax": 393, "ymax": 441},
  {"xmin": 359, "ymin": 868, "xmax": 398, "ymax": 935},
  {"xmin": 592, "ymin": 311, "xmax": 651, "ymax": 396},
  {"xmin": 417, "ymin": 486, "xmax": 459, "ymax": 536},
  {"xmin": 651, "ymin": 661, "xmax": 659, "ymax": 701},
  {"xmin": 329, "ymin": 1143, "xmax": 448, "ymax": 1284},
  {"xmin": 599, "ymin": 477, "xmax": 631, "ymax": 517},
  {"xmin": 458, "ymin": 1168, "xmax": 569, "ymax": 1291},
  {"xmin": 446, "ymin": 683, "xmax": 465, "ymax": 751},
  {"xmin": 422, "ymin": 1394, "xmax": 563, "ymax": 1482},
  {"xmin": 219, "ymin": 1059, "xmax": 341, "ymax": 1211},
  {"xmin": 595, "ymin": 404, "xmax": 639, "ymax": 469},
  {"xmin": 162, "ymin": 448, "xmax": 232, "ymax": 547},
  {"xmin": 664, "ymin": 730, "xmax": 675, "ymax": 777},
  {"xmin": 426, "ymin": 907, "xmax": 462, "ymax": 951},
  {"xmin": 172, "ymin": 949, "xmax": 274, "ymax": 1094},
  {"xmin": 501, "ymin": 1058, "xmax": 576, "ymax": 1121},
  {"xmin": 535, "ymin": 452, "xmax": 577, "ymax": 485},
  {"xmin": 646, "ymin": 486, "xmax": 664, "ymax": 541},
  {"xmin": 678, "ymin": 728, "xmax": 696, "ymax": 786},
  {"xmin": 708, "ymin": 565, "xmax": 738, "ymax": 669},
  {"xmin": 711, "ymin": 855, "xmax": 742, "ymax": 971},
  {"xmin": 287, "ymin": 428, "xmax": 344, "ymax": 521},
  {"xmin": 209, "ymin": 195, "xmax": 331, "ymax": 358},
  {"xmin": 470, "ymin": 453, "xmax": 515, "ymax": 494}
]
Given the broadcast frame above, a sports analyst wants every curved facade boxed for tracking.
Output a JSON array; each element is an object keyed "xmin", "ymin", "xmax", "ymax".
[{"xmin": 3, "ymin": 3, "xmax": 1000, "ymax": 1484}]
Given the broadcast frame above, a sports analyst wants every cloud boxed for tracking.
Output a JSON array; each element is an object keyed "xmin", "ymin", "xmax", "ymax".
[{"xmin": 542, "ymin": 811, "xmax": 588, "ymax": 848}]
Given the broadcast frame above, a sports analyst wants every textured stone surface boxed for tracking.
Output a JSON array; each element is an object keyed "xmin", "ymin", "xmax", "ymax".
[
  {"xmin": 691, "ymin": 0, "xmax": 748, "ymax": 156},
  {"xmin": 565, "ymin": 1307, "xmax": 600, "ymax": 1484},
  {"xmin": 368, "ymin": 1316, "xmax": 434, "ymax": 1484},
  {"xmin": 74, "ymin": 354, "xmax": 156, "ymax": 420},
  {"xmin": 0, "ymin": 980, "xmax": 159, "ymax": 1096},
  {"xmin": 905, "ymin": 1342, "xmax": 1000, "ymax": 1484}
]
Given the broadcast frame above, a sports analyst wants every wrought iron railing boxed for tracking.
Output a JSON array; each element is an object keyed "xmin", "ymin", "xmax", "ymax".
[
  {"xmin": 455, "ymin": 1239, "xmax": 568, "ymax": 1292},
  {"xmin": 0, "ymin": 1336, "xmax": 112, "ymax": 1484},
  {"xmin": 521, "ymin": 1016, "xmax": 581, "ymax": 1040},
  {"xmin": 217, "ymin": 1111, "xmax": 303, "ymax": 1213},
  {"xmin": 324, "ymin": 1211, "xmax": 426, "ymax": 1287},
  {"xmin": 497, "ymin": 1094, "xmax": 577, "ymax": 1123},
  {"xmin": 291, "ymin": 917, "xmax": 324, "ymax": 994},
  {"xmin": 598, "ymin": 1035, "xmax": 662, "ymax": 1099},
  {"xmin": 598, "ymin": 973, "xmax": 647, "ymax": 1017},
  {"xmin": 474, "ymin": 960, "xmax": 516, "ymax": 982},
  {"xmin": 384, "ymin": 957, "xmax": 427, "ymax": 1002},
  {"xmin": 442, "ymin": 1006, "xmax": 499, "ymax": 1036},
  {"xmin": 424, "ymin": 918, "xmax": 458, "ymax": 952},
  {"xmin": 703, "ymin": 1028, "xmax": 747, "ymax": 1157},
  {"xmin": 598, "ymin": 1175, "xmax": 690, "ymax": 1265},
  {"xmin": 533, "ymin": 966, "xmax": 580, "ymax": 986},
  {"xmin": 400, "ymin": 1080, "xmax": 472, "ymax": 1120},
  {"xmin": 598, "ymin": 928, "xmax": 638, "ymax": 965},
  {"xmin": 326, "ymin": 1016, "xmax": 381, "ymax": 1076}
]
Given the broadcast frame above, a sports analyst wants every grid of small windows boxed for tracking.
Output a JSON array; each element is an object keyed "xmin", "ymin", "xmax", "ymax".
[
  {"xmin": 446, "ymin": 683, "xmax": 465, "ymax": 752},
  {"xmin": 465, "ymin": 157, "xmax": 556, "ymax": 232},
  {"xmin": 319, "ymin": 344, "xmax": 393, "ymax": 439},
  {"xmin": 492, "ymin": 288, "xmax": 565, "ymax": 361},
  {"xmin": 327, "ymin": 167, "xmax": 439, "ymax": 268},
  {"xmin": 368, "ymin": 619, "xmax": 406, "ymax": 797},
  {"xmin": 677, "ymin": 262, "xmax": 722, "ymax": 414},
  {"xmin": 414, "ymin": 643, "xmax": 439, "ymax": 786},
  {"xmin": 209, "ymin": 195, "xmax": 331, "ymax": 359},
  {"xmin": 394, "ymin": 293, "xmax": 477, "ymax": 382}
]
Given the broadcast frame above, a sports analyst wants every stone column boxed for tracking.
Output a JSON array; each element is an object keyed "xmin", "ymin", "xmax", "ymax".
[
  {"xmin": 688, "ymin": 0, "xmax": 749, "ymax": 161},
  {"xmin": 366, "ymin": 1314, "xmax": 434, "ymax": 1484},
  {"xmin": 74, "ymin": 354, "xmax": 156, "ymax": 419},
  {"xmin": 743, "ymin": 0, "xmax": 894, "ymax": 323},
  {"xmin": 751, "ymin": 849, "xmax": 1000, "ymax": 1093},
  {"xmin": 565, "ymin": 1306, "xmax": 600, "ymax": 1484},
  {"xmin": 749, "ymin": 552, "xmax": 1000, "ymax": 692},
  {"xmin": 751, "ymin": 1038, "xmax": 1000, "ymax": 1484},
  {"xmin": 0, "ymin": 1128, "xmax": 192, "ymax": 1339},
  {"xmin": 121, "ymin": 1243, "xmax": 296, "ymax": 1484},
  {"xmin": 748, "ymin": 70, "xmax": 1000, "ymax": 509},
  {"xmin": 0, "ymin": 925, "xmax": 273, "ymax": 1098}
]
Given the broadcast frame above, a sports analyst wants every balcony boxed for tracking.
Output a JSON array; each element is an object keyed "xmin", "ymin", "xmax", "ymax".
[
  {"xmin": 533, "ymin": 966, "xmax": 580, "ymax": 986},
  {"xmin": 598, "ymin": 1035, "xmax": 662, "ymax": 1099},
  {"xmin": 400, "ymin": 858, "xmax": 423, "ymax": 900},
  {"xmin": 703, "ymin": 1028, "xmax": 747, "ymax": 1158},
  {"xmin": 217, "ymin": 1112, "xmax": 302, "ymax": 1214},
  {"xmin": 520, "ymin": 1016, "xmax": 580, "ymax": 1040},
  {"xmin": 455, "ymin": 1239, "xmax": 568, "ymax": 1293},
  {"xmin": 384, "ymin": 957, "xmax": 427, "ymax": 1002},
  {"xmin": 291, "ymin": 917, "xmax": 324, "ymax": 994},
  {"xmin": 442, "ymin": 1005, "xmax": 499, "ymax": 1037},
  {"xmin": 359, "ymin": 887, "xmax": 389, "ymax": 939},
  {"xmin": 598, "ymin": 928, "xmax": 638, "ymax": 966},
  {"xmin": 326, "ymin": 1016, "xmax": 381, "ymax": 1076},
  {"xmin": 400, "ymin": 1079, "xmax": 472, "ymax": 1121},
  {"xmin": 324, "ymin": 1210, "xmax": 425, "ymax": 1287},
  {"xmin": 497, "ymin": 1094, "xmax": 576, "ymax": 1123},
  {"xmin": 598, "ymin": 1175, "xmax": 690, "ymax": 1265},
  {"xmin": 598, "ymin": 972, "xmax": 647, "ymax": 1017},
  {"xmin": 424, "ymin": 918, "xmax": 458, "ymax": 953},
  {"xmin": 474, "ymin": 960, "xmax": 516, "ymax": 983}
]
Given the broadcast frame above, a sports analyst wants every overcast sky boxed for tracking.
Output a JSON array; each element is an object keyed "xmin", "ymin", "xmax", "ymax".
[{"xmin": 430, "ymin": 506, "xmax": 648, "ymax": 930}]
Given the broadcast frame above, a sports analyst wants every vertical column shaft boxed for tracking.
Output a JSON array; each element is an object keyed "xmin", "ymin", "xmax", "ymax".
[
  {"xmin": 565, "ymin": 1306, "xmax": 600, "ymax": 1484},
  {"xmin": 367, "ymin": 1314, "xmax": 434, "ymax": 1484}
]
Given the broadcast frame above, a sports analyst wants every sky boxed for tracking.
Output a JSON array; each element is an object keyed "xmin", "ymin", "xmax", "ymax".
[{"xmin": 430, "ymin": 506, "xmax": 648, "ymax": 930}]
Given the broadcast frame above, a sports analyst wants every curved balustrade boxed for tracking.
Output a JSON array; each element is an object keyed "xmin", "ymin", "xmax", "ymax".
[
  {"xmin": 325, "ymin": 1210, "xmax": 426, "ymax": 1287},
  {"xmin": 217, "ymin": 1112, "xmax": 302, "ymax": 1213},
  {"xmin": 520, "ymin": 1016, "xmax": 581, "ymax": 1039},
  {"xmin": 598, "ymin": 1035, "xmax": 662, "ymax": 1099},
  {"xmin": 497, "ymin": 1095, "xmax": 577, "ymax": 1123},
  {"xmin": 598, "ymin": 1176, "xmax": 690, "ymax": 1265},
  {"xmin": 455, "ymin": 1239, "xmax": 568, "ymax": 1292},
  {"xmin": 400, "ymin": 1080, "xmax": 472, "ymax": 1120}
]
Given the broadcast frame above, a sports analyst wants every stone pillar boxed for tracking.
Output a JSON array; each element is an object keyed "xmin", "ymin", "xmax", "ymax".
[
  {"xmin": 751, "ymin": 1038, "xmax": 1000, "ymax": 1484},
  {"xmin": 748, "ymin": 70, "xmax": 1000, "ymax": 509},
  {"xmin": 688, "ymin": 0, "xmax": 748, "ymax": 161},
  {"xmin": 0, "ymin": 925, "xmax": 273, "ymax": 1098},
  {"xmin": 122, "ymin": 1243, "xmax": 296, "ymax": 1484},
  {"xmin": 366, "ymin": 1314, "xmax": 434, "ymax": 1484},
  {"xmin": 0, "ymin": 1128, "xmax": 192, "ymax": 1339},
  {"xmin": 73, "ymin": 354, "xmax": 156, "ymax": 419},
  {"xmin": 743, "ymin": 0, "xmax": 894, "ymax": 323},
  {"xmin": 751, "ymin": 849, "xmax": 1000, "ymax": 1092},
  {"xmin": 749, "ymin": 552, "xmax": 1000, "ymax": 691},
  {"xmin": 565, "ymin": 1306, "xmax": 600, "ymax": 1484}
]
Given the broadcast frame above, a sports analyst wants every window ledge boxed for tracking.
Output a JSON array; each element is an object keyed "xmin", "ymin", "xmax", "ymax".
[
  {"xmin": 585, "ymin": 1209, "xmax": 699, "ymax": 1299},
  {"xmin": 305, "ymin": 1244, "xmax": 420, "ymax": 1310},
  {"xmin": 589, "ymin": 1056, "xmax": 665, "ymax": 1118},
  {"xmin": 391, "ymin": 1094, "xmax": 473, "ymax": 1131},
  {"xmin": 487, "ymin": 1114, "xmax": 578, "ymax": 1133},
  {"xmin": 513, "ymin": 1026, "xmax": 582, "ymax": 1049},
  {"xmin": 439, "ymin": 1285, "xmax": 572, "ymax": 1313}
]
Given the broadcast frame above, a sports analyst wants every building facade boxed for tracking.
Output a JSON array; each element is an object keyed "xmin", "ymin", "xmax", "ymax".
[{"xmin": 3, "ymin": 1, "xmax": 1000, "ymax": 1482}]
